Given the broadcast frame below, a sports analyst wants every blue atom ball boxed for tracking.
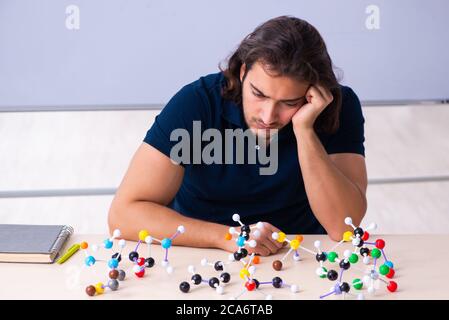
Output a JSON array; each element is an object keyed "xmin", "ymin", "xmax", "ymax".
[
  {"xmin": 85, "ymin": 256, "xmax": 96, "ymax": 266},
  {"xmin": 108, "ymin": 258, "xmax": 119, "ymax": 269},
  {"xmin": 161, "ymin": 238, "xmax": 172, "ymax": 249},
  {"xmin": 236, "ymin": 236, "xmax": 245, "ymax": 247},
  {"xmin": 103, "ymin": 239, "xmax": 113, "ymax": 249}
]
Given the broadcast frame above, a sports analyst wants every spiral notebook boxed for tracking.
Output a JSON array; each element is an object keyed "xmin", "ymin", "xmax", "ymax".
[{"xmin": 0, "ymin": 224, "xmax": 73, "ymax": 263}]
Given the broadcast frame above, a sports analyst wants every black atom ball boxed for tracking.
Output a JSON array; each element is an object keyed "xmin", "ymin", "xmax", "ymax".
[
  {"xmin": 111, "ymin": 252, "xmax": 121, "ymax": 262},
  {"xmin": 272, "ymin": 277, "xmax": 283, "ymax": 288},
  {"xmin": 220, "ymin": 272, "xmax": 231, "ymax": 283},
  {"xmin": 360, "ymin": 247, "xmax": 370, "ymax": 256},
  {"xmin": 340, "ymin": 282, "xmax": 350, "ymax": 293},
  {"xmin": 191, "ymin": 274, "xmax": 202, "ymax": 285},
  {"xmin": 179, "ymin": 281, "xmax": 190, "ymax": 293},
  {"xmin": 354, "ymin": 228, "xmax": 364, "ymax": 237},
  {"xmin": 214, "ymin": 261, "xmax": 224, "ymax": 271},
  {"xmin": 208, "ymin": 277, "xmax": 220, "ymax": 288},
  {"xmin": 315, "ymin": 252, "xmax": 327, "ymax": 262},
  {"xmin": 327, "ymin": 270, "xmax": 338, "ymax": 281},
  {"xmin": 145, "ymin": 257, "xmax": 155, "ymax": 268},
  {"xmin": 128, "ymin": 251, "xmax": 139, "ymax": 262},
  {"xmin": 234, "ymin": 251, "xmax": 243, "ymax": 261},
  {"xmin": 339, "ymin": 260, "xmax": 350, "ymax": 270}
]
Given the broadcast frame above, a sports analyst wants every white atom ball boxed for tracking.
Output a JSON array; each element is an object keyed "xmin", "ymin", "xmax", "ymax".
[
  {"xmin": 177, "ymin": 225, "xmax": 185, "ymax": 233},
  {"xmin": 248, "ymin": 240, "xmax": 257, "ymax": 248},
  {"xmin": 145, "ymin": 236, "xmax": 153, "ymax": 244},
  {"xmin": 113, "ymin": 229, "xmax": 121, "ymax": 238},
  {"xmin": 216, "ymin": 286, "xmax": 224, "ymax": 295},
  {"xmin": 248, "ymin": 266, "xmax": 256, "ymax": 275}
]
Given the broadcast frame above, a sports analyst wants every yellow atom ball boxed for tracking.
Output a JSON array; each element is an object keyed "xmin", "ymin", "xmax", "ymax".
[
  {"xmin": 277, "ymin": 232, "xmax": 286, "ymax": 243},
  {"xmin": 290, "ymin": 239, "xmax": 300, "ymax": 250},
  {"xmin": 343, "ymin": 231, "xmax": 353, "ymax": 242},
  {"xmin": 239, "ymin": 268, "xmax": 250, "ymax": 279},
  {"xmin": 95, "ymin": 282, "xmax": 105, "ymax": 294},
  {"xmin": 139, "ymin": 230, "xmax": 149, "ymax": 241}
]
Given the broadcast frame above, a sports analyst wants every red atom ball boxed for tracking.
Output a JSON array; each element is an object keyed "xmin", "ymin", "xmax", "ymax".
[
  {"xmin": 245, "ymin": 281, "xmax": 256, "ymax": 291},
  {"xmin": 386, "ymin": 268, "xmax": 395, "ymax": 279},
  {"xmin": 375, "ymin": 239, "xmax": 385, "ymax": 249},
  {"xmin": 137, "ymin": 257, "xmax": 146, "ymax": 266},
  {"xmin": 135, "ymin": 269, "xmax": 145, "ymax": 278},
  {"xmin": 387, "ymin": 281, "xmax": 398, "ymax": 292},
  {"xmin": 362, "ymin": 231, "xmax": 370, "ymax": 241}
]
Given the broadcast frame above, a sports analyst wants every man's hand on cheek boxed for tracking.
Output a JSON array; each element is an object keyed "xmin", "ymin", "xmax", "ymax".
[{"xmin": 292, "ymin": 84, "xmax": 334, "ymax": 132}]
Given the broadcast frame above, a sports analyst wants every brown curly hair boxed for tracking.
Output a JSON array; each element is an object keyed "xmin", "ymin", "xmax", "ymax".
[{"xmin": 220, "ymin": 16, "xmax": 342, "ymax": 134}]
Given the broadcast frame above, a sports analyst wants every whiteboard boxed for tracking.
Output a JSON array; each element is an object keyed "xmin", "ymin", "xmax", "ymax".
[{"xmin": 0, "ymin": 0, "xmax": 448, "ymax": 110}]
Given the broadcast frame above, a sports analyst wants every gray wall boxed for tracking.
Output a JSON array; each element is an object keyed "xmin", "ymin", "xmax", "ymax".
[
  {"xmin": 1, "ymin": 0, "xmax": 448, "ymax": 111},
  {"xmin": 1, "ymin": 1, "xmax": 449, "ymax": 234}
]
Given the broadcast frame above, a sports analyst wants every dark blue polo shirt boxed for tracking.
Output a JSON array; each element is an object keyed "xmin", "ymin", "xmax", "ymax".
[{"xmin": 143, "ymin": 72, "xmax": 365, "ymax": 234}]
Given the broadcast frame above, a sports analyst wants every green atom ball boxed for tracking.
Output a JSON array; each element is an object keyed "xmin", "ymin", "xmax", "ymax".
[
  {"xmin": 349, "ymin": 253, "xmax": 359, "ymax": 264},
  {"xmin": 371, "ymin": 248, "xmax": 382, "ymax": 259},
  {"xmin": 352, "ymin": 278, "xmax": 363, "ymax": 290},
  {"xmin": 327, "ymin": 251, "xmax": 338, "ymax": 263},
  {"xmin": 320, "ymin": 267, "xmax": 328, "ymax": 278},
  {"xmin": 379, "ymin": 264, "xmax": 390, "ymax": 275}
]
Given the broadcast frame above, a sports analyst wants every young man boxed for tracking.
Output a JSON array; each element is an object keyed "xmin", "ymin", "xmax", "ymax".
[{"xmin": 108, "ymin": 16, "xmax": 367, "ymax": 256}]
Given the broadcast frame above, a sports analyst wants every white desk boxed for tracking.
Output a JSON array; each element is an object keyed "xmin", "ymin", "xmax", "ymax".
[{"xmin": 2, "ymin": 234, "xmax": 448, "ymax": 300}]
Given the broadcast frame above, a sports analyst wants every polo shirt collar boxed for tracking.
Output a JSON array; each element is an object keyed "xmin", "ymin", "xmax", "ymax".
[{"xmin": 221, "ymin": 100, "xmax": 248, "ymax": 129}]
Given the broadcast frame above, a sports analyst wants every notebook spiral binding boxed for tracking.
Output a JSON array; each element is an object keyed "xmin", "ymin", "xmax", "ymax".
[{"xmin": 49, "ymin": 225, "xmax": 74, "ymax": 259}]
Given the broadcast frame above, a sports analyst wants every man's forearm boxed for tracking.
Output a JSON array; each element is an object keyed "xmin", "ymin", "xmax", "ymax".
[
  {"xmin": 108, "ymin": 200, "xmax": 228, "ymax": 249},
  {"xmin": 294, "ymin": 127, "xmax": 367, "ymax": 240}
]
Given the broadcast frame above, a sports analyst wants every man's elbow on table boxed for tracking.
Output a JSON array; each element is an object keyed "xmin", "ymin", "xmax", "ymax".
[
  {"xmin": 325, "ymin": 210, "xmax": 367, "ymax": 242},
  {"xmin": 107, "ymin": 199, "xmax": 127, "ymax": 238}
]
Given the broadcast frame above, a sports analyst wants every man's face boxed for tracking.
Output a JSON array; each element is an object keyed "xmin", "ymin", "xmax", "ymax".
[{"xmin": 240, "ymin": 61, "xmax": 310, "ymax": 139}]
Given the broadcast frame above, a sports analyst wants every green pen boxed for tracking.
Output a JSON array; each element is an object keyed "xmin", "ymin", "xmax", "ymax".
[{"xmin": 57, "ymin": 243, "xmax": 80, "ymax": 264}]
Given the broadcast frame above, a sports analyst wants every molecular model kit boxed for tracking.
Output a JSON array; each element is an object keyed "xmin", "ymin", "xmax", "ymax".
[
  {"xmin": 179, "ymin": 259, "xmax": 231, "ymax": 295},
  {"xmin": 80, "ymin": 226, "xmax": 185, "ymax": 296},
  {"xmin": 78, "ymin": 213, "xmax": 399, "ymax": 300},
  {"xmin": 230, "ymin": 252, "xmax": 299, "ymax": 300},
  {"xmin": 178, "ymin": 214, "xmax": 299, "ymax": 300},
  {"xmin": 271, "ymin": 217, "xmax": 398, "ymax": 300},
  {"xmin": 179, "ymin": 214, "xmax": 260, "ymax": 296},
  {"xmin": 81, "ymin": 229, "xmax": 127, "ymax": 296}
]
